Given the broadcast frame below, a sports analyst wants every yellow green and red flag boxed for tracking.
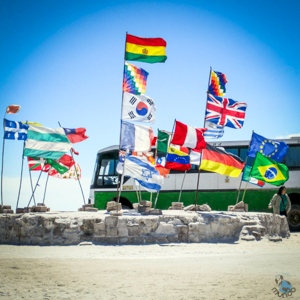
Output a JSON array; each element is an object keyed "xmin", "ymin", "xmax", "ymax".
[{"xmin": 125, "ymin": 33, "xmax": 167, "ymax": 63}]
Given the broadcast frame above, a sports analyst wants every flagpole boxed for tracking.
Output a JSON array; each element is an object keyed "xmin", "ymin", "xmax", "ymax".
[
  {"xmin": 1, "ymin": 114, "xmax": 6, "ymax": 206},
  {"xmin": 178, "ymin": 170, "xmax": 187, "ymax": 202},
  {"xmin": 16, "ymin": 141, "xmax": 26, "ymax": 211},
  {"xmin": 58, "ymin": 121, "xmax": 85, "ymax": 205},
  {"xmin": 28, "ymin": 164, "xmax": 37, "ymax": 206},
  {"xmin": 42, "ymin": 173, "xmax": 49, "ymax": 204},
  {"xmin": 236, "ymin": 130, "xmax": 254, "ymax": 204},
  {"xmin": 154, "ymin": 119, "xmax": 176, "ymax": 209},
  {"xmin": 27, "ymin": 169, "xmax": 43, "ymax": 208},
  {"xmin": 195, "ymin": 67, "xmax": 212, "ymax": 208},
  {"xmin": 116, "ymin": 31, "xmax": 128, "ymax": 205}
]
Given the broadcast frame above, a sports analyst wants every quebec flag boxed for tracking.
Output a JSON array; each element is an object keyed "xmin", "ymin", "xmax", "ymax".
[
  {"xmin": 122, "ymin": 92, "xmax": 156, "ymax": 123},
  {"xmin": 4, "ymin": 119, "xmax": 29, "ymax": 140},
  {"xmin": 123, "ymin": 155, "xmax": 164, "ymax": 192}
]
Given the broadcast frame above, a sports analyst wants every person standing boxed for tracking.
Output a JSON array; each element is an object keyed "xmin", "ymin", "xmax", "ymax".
[{"xmin": 268, "ymin": 186, "xmax": 291, "ymax": 216}]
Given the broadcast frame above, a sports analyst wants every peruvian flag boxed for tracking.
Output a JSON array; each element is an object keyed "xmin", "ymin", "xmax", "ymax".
[
  {"xmin": 63, "ymin": 128, "xmax": 89, "ymax": 143},
  {"xmin": 171, "ymin": 121, "xmax": 207, "ymax": 151}
]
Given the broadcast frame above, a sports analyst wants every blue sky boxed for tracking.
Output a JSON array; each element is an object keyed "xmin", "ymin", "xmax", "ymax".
[{"xmin": 1, "ymin": 0, "xmax": 300, "ymax": 211}]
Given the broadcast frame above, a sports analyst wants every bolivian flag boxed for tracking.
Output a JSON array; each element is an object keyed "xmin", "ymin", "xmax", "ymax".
[
  {"xmin": 125, "ymin": 33, "xmax": 167, "ymax": 63},
  {"xmin": 200, "ymin": 144, "xmax": 245, "ymax": 177},
  {"xmin": 250, "ymin": 152, "xmax": 289, "ymax": 186}
]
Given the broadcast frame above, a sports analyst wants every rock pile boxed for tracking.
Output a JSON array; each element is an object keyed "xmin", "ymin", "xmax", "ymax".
[
  {"xmin": 78, "ymin": 204, "xmax": 98, "ymax": 212},
  {"xmin": 0, "ymin": 205, "xmax": 14, "ymax": 214},
  {"xmin": 228, "ymin": 201, "xmax": 248, "ymax": 212},
  {"xmin": 0, "ymin": 210, "xmax": 290, "ymax": 245}
]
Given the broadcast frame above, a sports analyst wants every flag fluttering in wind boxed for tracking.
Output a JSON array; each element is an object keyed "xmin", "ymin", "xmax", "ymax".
[
  {"xmin": 208, "ymin": 70, "xmax": 227, "ymax": 97},
  {"xmin": 203, "ymin": 121, "xmax": 224, "ymax": 139},
  {"xmin": 45, "ymin": 158, "xmax": 69, "ymax": 175},
  {"xmin": 242, "ymin": 165, "xmax": 264, "ymax": 187},
  {"xmin": 123, "ymin": 62, "xmax": 149, "ymax": 95},
  {"xmin": 121, "ymin": 121, "xmax": 154, "ymax": 152},
  {"xmin": 27, "ymin": 157, "xmax": 50, "ymax": 172},
  {"xmin": 247, "ymin": 132, "xmax": 289, "ymax": 163},
  {"xmin": 171, "ymin": 121, "xmax": 207, "ymax": 150},
  {"xmin": 122, "ymin": 92, "xmax": 156, "ymax": 123},
  {"xmin": 6, "ymin": 105, "xmax": 21, "ymax": 114},
  {"xmin": 63, "ymin": 128, "xmax": 88, "ymax": 143},
  {"xmin": 125, "ymin": 33, "xmax": 167, "ymax": 63},
  {"xmin": 48, "ymin": 154, "xmax": 81, "ymax": 179},
  {"xmin": 165, "ymin": 145, "xmax": 191, "ymax": 171},
  {"xmin": 205, "ymin": 94, "xmax": 247, "ymax": 129},
  {"xmin": 4, "ymin": 119, "xmax": 28, "ymax": 140},
  {"xmin": 123, "ymin": 154, "xmax": 164, "ymax": 192},
  {"xmin": 200, "ymin": 144, "xmax": 245, "ymax": 177},
  {"xmin": 250, "ymin": 152, "xmax": 289, "ymax": 186},
  {"xmin": 155, "ymin": 157, "xmax": 170, "ymax": 177},
  {"xmin": 157, "ymin": 130, "xmax": 171, "ymax": 153},
  {"xmin": 24, "ymin": 125, "xmax": 72, "ymax": 160}
]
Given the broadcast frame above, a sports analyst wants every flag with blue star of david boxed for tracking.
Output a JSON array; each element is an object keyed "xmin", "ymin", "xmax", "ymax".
[
  {"xmin": 123, "ymin": 154, "xmax": 164, "ymax": 192},
  {"xmin": 247, "ymin": 132, "xmax": 289, "ymax": 163}
]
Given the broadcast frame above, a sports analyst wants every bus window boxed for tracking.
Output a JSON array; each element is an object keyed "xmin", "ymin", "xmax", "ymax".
[
  {"xmin": 284, "ymin": 146, "xmax": 300, "ymax": 168},
  {"xmin": 224, "ymin": 148, "xmax": 238, "ymax": 156},
  {"xmin": 97, "ymin": 155, "xmax": 119, "ymax": 186},
  {"xmin": 239, "ymin": 148, "xmax": 248, "ymax": 161}
]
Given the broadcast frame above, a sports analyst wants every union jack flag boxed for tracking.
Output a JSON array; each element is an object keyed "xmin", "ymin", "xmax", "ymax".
[{"xmin": 205, "ymin": 94, "xmax": 247, "ymax": 129}]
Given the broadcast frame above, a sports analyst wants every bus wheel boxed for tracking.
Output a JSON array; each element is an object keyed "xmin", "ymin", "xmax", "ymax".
[{"xmin": 288, "ymin": 205, "xmax": 300, "ymax": 231}]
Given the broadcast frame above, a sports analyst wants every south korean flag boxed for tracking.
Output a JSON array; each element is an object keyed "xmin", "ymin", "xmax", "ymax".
[{"xmin": 122, "ymin": 92, "xmax": 156, "ymax": 124}]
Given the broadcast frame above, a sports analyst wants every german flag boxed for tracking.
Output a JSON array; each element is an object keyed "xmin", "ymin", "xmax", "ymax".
[
  {"xmin": 200, "ymin": 144, "xmax": 244, "ymax": 177},
  {"xmin": 125, "ymin": 33, "xmax": 167, "ymax": 63}
]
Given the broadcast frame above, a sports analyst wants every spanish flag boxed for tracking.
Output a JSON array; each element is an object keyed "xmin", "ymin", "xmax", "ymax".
[
  {"xmin": 125, "ymin": 33, "xmax": 167, "ymax": 63},
  {"xmin": 200, "ymin": 144, "xmax": 245, "ymax": 177}
]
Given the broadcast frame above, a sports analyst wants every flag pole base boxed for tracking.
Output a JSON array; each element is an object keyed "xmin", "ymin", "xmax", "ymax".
[{"xmin": 110, "ymin": 210, "xmax": 123, "ymax": 216}]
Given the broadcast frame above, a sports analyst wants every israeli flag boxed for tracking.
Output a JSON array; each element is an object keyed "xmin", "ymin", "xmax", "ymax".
[
  {"xmin": 4, "ymin": 119, "xmax": 29, "ymax": 140},
  {"xmin": 123, "ymin": 155, "xmax": 164, "ymax": 192}
]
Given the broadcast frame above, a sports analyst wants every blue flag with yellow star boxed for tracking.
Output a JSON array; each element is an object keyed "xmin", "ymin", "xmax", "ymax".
[{"xmin": 247, "ymin": 132, "xmax": 289, "ymax": 163}]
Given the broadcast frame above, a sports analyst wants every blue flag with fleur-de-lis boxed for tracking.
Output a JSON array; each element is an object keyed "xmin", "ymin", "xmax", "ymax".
[{"xmin": 4, "ymin": 119, "xmax": 29, "ymax": 140}]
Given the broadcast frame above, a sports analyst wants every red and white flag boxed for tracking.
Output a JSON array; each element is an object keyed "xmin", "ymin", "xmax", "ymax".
[
  {"xmin": 27, "ymin": 157, "xmax": 50, "ymax": 172},
  {"xmin": 6, "ymin": 105, "xmax": 21, "ymax": 114},
  {"xmin": 171, "ymin": 121, "xmax": 207, "ymax": 151}
]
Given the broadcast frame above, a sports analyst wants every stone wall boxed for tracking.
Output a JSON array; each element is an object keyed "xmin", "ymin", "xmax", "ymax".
[{"xmin": 0, "ymin": 211, "xmax": 290, "ymax": 245}]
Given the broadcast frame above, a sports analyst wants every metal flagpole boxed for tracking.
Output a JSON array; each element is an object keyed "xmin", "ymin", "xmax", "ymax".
[
  {"xmin": 116, "ymin": 31, "xmax": 128, "ymax": 205},
  {"xmin": 16, "ymin": 141, "xmax": 26, "ymax": 211},
  {"xmin": 1, "ymin": 115, "xmax": 6, "ymax": 206},
  {"xmin": 178, "ymin": 170, "xmax": 187, "ymax": 202},
  {"xmin": 58, "ymin": 121, "xmax": 85, "ymax": 204},
  {"xmin": 236, "ymin": 130, "xmax": 254, "ymax": 204},
  {"xmin": 27, "ymin": 169, "xmax": 43, "ymax": 208},
  {"xmin": 28, "ymin": 164, "xmax": 37, "ymax": 206},
  {"xmin": 195, "ymin": 67, "xmax": 212, "ymax": 208},
  {"xmin": 154, "ymin": 119, "xmax": 176, "ymax": 209},
  {"xmin": 42, "ymin": 173, "xmax": 49, "ymax": 204}
]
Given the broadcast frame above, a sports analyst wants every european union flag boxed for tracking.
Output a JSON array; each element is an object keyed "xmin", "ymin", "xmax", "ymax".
[
  {"xmin": 247, "ymin": 132, "xmax": 289, "ymax": 163},
  {"xmin": 4, "ymin": 119, "xmax": 29, "ymax": 140}
]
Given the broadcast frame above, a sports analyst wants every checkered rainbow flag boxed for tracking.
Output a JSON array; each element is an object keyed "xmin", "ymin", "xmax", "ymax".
[
  {"xmin": 123, "ymin": 62, "xmax": 149, "ymax": 95},
  {"xmin": 208, "ymin": 70, "xmax": 228, "ymax": 97}
]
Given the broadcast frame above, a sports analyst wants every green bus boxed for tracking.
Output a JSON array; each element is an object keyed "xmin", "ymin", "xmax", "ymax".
[{"xmin": 89, "ymin": 138, "xmax": 300, "ymax": 230}]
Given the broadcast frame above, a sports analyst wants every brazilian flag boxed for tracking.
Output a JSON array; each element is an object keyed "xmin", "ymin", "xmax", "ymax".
[{"xmin": 250, "ymin": 152, "xmax": 289, "ymax": 186}]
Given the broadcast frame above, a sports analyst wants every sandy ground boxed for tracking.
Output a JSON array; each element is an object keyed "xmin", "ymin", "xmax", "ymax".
[{"xmin": 0, "ymin": 233, "xmax": 300, "ymax": 300}]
